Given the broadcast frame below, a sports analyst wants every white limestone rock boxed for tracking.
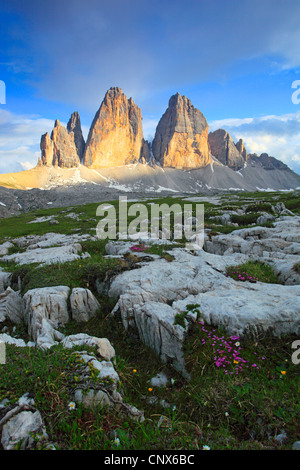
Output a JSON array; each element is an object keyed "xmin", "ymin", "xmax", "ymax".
[
  {"xmin": 62, "ymin": 333, "xmax": 116, "ymax": 361},
  {"xmin": 2, "ymin": 244, "xmax": 89, "ymax": 266},
  {"xmin": 108, "ymin": 246, "xmax": 300, "ymax": 374},
  {"xmin": 0, "ymin": 241, "xmax": 14, "ymax": 256},
  {"xmin": 70, "ymin": 288, "xmax": 100, "ymax": 322},
  {"xmin": 24, "ymin": 286, "xmax": 70, "ymax": 342},
  {"xmin": 1, "ymin": 409, "xmax": 47, "ymax": 450},
  {"xmin": 0, "ymin": 270, "xmax": 11, "ymax": 294},
  {"xmin": 0, "ymin": 333, "xmax": 27, "ymax": 348},
  {"xmin": 0, "ymin": 287, "xmax": 24, "ymax": 325}
]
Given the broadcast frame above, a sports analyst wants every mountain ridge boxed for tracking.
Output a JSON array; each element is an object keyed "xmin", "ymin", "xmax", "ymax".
[
  {"xmin": 35, "ymin": 86, "xmax": 297, "ymax": 177},
  {"xmin": 0, "ymin": 87, "xmax": 299, "ymax": 205}
]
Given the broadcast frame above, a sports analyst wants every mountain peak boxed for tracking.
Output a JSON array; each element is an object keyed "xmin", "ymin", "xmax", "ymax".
[
  {"xmin": 40, "ymin": 113, "xmax": 85, "ymax": 168},
  {"xmin": 152, "ymin": 93, "xmax": 210, "ymax": 168},
  {"xmin": 83, "ymin": 88, "xmax": 144, "ymax": 168}
]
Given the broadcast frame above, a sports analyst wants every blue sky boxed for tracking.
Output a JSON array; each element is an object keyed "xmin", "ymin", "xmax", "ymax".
[{"xmin": 0, "ymin": 0, "xmax": 300, "ymax": 174}]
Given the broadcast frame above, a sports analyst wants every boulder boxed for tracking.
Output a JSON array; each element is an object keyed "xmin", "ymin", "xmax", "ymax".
[
  {"xmin": 23, "ymin": 286, "xmax": 70, "ymax": 342},
  {"xmin": 2, "ymin": 243, "xmax": 89, "ymax": 266},
  {"xmin": 62, "ymin": 333, "xmax": 116, "ymax": 361},
  {"xmin": 256, "ymin": 212, "xmax": 275, "ymax": 225},
  {"xmin": 150, "ymin": 371, "xmax": 169, "ymax": 388},
  {"xmin": 70, "ymin": 288, "xmax": 100, "ymax": 322},
  {"xmin": 0, "ymin": 287, "xmax": 24, "ymax": 325},
  {"xmin": 13, "ymin": 232, "xmax": 95, "ymax": 251},
  {"xmin": 0, "ymin": 241, "xmax": 14, "ymax": 256},
  {"xmin": 108, "ymin": 243, "xmax": 300, "ymax": 374},
  {"xmin": 1, "ymin": 409, "xmax": 47, "ymax": 450},
  {"xmin": 72, "ymin": 350, "xmax": 144, "ymax": 421},
  {"xmin": 0, "ymin": 270, "xmax": 11, "ymax": 294},
  {"xmin": 0, "ymin": 333, "xmax": 28, "ymax": 348}
]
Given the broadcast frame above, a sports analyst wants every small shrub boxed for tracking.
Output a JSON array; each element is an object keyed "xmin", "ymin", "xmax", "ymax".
[
  {"xmin": 293, "ymin": 262, "xmax": 300, "ymax": 274},
  {"xmin": 230, "ymin": 213, "xmax": 261, "ymax": 226},
  {"xmin": 226, "ymin": 261, "xmax": 280, "ymax": 284},
  {"xmin": 284, "ymin": 196, "xmax": 300, "ymax": 212},
  {"xmin": 245, "ymin": 203, "xmax": 274, "ymax": 214},
  {"xmin": 174, "ymin": 304, "xmax": 201, "ymax": 327}
]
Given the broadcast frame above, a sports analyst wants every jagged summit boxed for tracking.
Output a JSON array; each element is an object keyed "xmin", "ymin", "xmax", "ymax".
[
  {"xmin": 67, "ymin": 112, "xmax": 85, "ymax": 162},
  {"xmin": 152, "ymin": 92, "xmax": 211, "ymax": 168},
  {"xmin": 83, "ymin": 87, "xmax": 144, "ymax": 168},
  {"xmin": 21, "ymin": 86, "xmax": 299, "ymax": 193},
  {"xmin": 208, "ymin": 129, "xmax": 248, "ymax": 171},
  {"xmin": 40, "ymin": 113, "xmax": 85, "ymax": 169}
]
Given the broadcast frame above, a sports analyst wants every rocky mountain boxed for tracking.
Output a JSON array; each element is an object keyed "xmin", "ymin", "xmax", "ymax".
[
  {"xmin": 235, "ymin": 138, "xmax": 247, "ymax": 161},
  {"xmin": 67, "ymin": 112, "xmax": 85, "ymax": 162},
  {"xmin": 248, "ymin": 152, "xmax": 290, "ymax": 171},
  {"xmin": 35, "ymin": 87, "xmax": 298, "ymax": 182},
  {"xmin": 152, "ymin": 93, "xmax": 211, "ymax": 168},
  {"xmin": 39, "ymin": 114, "xmax": 85, "ymax": 168},
  {"xmin": 208, "ymin": 129, "xmax": 247, "ymax": 171},
  {"xmin": 0, "ymin": 86, "xmax": 299, "ymax": 206},
  {"xmin": 83, "ymin": 87, "xmax": 144, "ymax": 168}
]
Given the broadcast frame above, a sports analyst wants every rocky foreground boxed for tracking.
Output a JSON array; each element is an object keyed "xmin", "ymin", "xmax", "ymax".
[{"xmin": 0, "ymin": 195, "xmax": 299, "ymax": 449}]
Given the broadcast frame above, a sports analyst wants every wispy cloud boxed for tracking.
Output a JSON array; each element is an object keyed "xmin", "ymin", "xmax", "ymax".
[
  {"xmin": 209, "ymin": 111, "xmax": 300, "ymax": 174},
  {"xmin": 4, "ymin": 0, "xmax": 300, "ymax": 113},
  {"xmin": 0, "ymin": 109, "xmax": 54, "ymax": 173}
]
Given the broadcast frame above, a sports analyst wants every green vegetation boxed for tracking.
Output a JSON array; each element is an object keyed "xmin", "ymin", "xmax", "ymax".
[
  {"xmin": 226, "ymin": 261, "xmax": 281, "ymax": 284},
  {"xmin": 245, "ymin": 202, "xmax": 274, "ymax": 214},
  {"xmin": 174, "ymin": 304, "xmax": 201, "ymax": 327},
  {"xmin": 0, "ymin": 190, "xmax": 299, "ymax": 450},
  {"xmin": 1, "ymin": 307, "xmax": 298, "ymax": 450},
  {"xmin": 230, "ymin": 212, "xmax": 262, "ymax": 226},
  {"xmin": 293, "ymin": 262, "xmax": 300, "ymax": 274},
  {"xmin": 284, "ymin": 195, "xmax": 300, "ymax": 214}
]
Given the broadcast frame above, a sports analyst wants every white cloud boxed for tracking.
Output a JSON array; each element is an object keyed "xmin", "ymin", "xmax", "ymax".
[
  {"xmin": 209, "ymin": 111, "xmax": 300, "ymax": 175},
  {"xmin": 0, "ymin": 110, "xmax": 54, "ymax": 173},
  {"xmin": 1, "ymin": 108, "xmax": 299, "ymax": 177},
  {"xmin": 142, "ymin": 118, "xmax": 159, "ymax": 142}
]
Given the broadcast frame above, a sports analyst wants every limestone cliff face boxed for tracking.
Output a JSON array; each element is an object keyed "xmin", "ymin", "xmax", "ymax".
[
  {"xmin": 67, "ymin": 112, "xmax": 85, "ymax": 162},
  {"xmin": 248, "ymin": 153, "xmax": 289, "ymax": 171},
  {"xmin": 235, "ymin": 138, "xmax": 247, "ymax": 161},
  {"xmin": 152, "ymin": 93, "xmax": 211, "ymax": 168},
  {"xmin": 208, "ymin": 129, "xmax": 247, "ymax": 171},
  {"xmin": 51, "ymin": 120, "xmax": 81, "ymax": 168},
  {"xmin": 83, "ymin": 87, "xmax": 144, "ymax": 168},
  {"xmin": 40, "ymin": 113, "xmax": 85, "ymax": 168},
  {"xmin": 40, "ymin": 132, "xmax": 54, "ymax": 167}
]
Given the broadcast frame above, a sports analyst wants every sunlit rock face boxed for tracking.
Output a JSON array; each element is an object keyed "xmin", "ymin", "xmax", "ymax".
[
  {"xmin": 40, "ymin": 114, "xmax": 85, "ymax": 168},
  {"xmin": 40, "ymin": 131, "xmax": 54, "ymax": 167},
  {"xmin": 83, "ymin": 87, "xmax": 144, "ymax": 168},
  {"xmin": 208, "ymin": 129, "xmax": 247, "ymax": 171},
  {"xmin": 152, "ymin": 93, "xmax": 212, "ymax": 169}
]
